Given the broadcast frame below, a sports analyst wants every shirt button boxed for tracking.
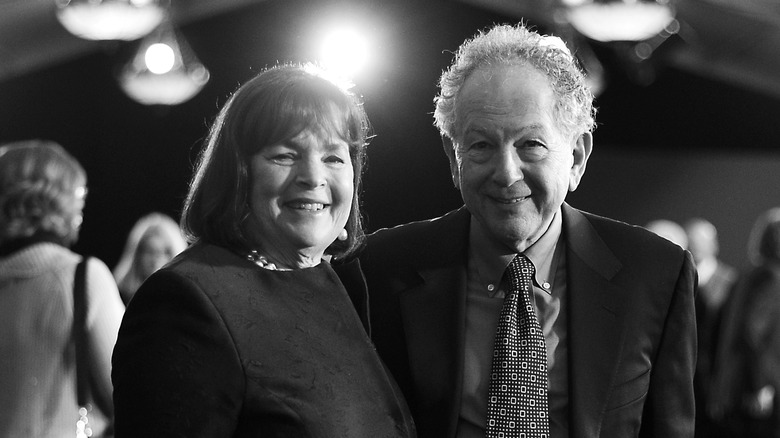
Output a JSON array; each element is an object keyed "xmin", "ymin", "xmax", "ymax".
[
  {"xmin": 543, "ymin": 282, "xmax": 551, "ymax": 289},
  {"xmin": 487, "ymin": 284, "xmax": 495, "ymax": 292}
]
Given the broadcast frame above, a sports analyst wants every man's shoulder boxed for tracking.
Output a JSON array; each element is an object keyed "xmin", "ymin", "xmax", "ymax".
[
  {"xmin": 564, "ymin": 205, "xmax": 688, "ymax": 263},
  {"xmin": 367, "ymin": 207, "xmax": 468, "ymax": 246},
  {"xmin": 361, "ymin": 207, "xmax": 469, "ymax": 266},
  {"xmin": 568, "ymin": 207, "xmax": 678, "ymax": 244}
]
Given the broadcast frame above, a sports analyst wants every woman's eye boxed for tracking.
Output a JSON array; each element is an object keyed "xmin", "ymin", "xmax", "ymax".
[
  {"xmin": 325, "ymin": 155, "xmax": 346, "ymax": 165},
  {"xmin": 270, "ymin": 153, "xmax": 295, "ymax": 164}
]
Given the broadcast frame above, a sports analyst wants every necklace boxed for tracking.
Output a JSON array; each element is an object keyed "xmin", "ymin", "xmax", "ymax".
[{"xmin": 246, "ymin": 250, "xmax": 287, "ymax": 270}]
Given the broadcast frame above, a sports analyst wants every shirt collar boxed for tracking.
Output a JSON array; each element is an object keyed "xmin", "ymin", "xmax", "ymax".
[{"xmin": 468, "ymin": 208, "xmax": 562, "ymax": 294}]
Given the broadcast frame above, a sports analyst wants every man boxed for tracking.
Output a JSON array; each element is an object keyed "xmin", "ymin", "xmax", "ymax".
[
  {"xmin": 709, "ymin": 209, "xmax": 780, "ymax": 438},
  {"xmin": 358, "ymin": 23, "xmax": 696, "ymax": 437},
  {"xmin": 683, "ymin": 218, "xmax": 736, "ymax": 437}
]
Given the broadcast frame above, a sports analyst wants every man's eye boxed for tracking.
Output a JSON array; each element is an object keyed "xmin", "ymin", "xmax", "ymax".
[
  {"xmin": 465, "ymin": 141, "xmax": 492, "ymax": 157},
  {"xmin": 462, "ymin": 141, "xmax": 493, "ymax": 163},
  {"xmin": 518, "ymin": 140, "xmax": 548, "ymax": 161}
]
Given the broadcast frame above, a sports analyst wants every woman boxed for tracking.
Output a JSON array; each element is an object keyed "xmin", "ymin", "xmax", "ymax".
[
  {"xmin": 112, "ymin": 64, "xmax": 416, "ymax": 437},
  {"xmin": 710, "ymin": 207, "xmax": 780, "ymax": 437},
  {"xmin": 113, "ymin": 212, "xmax": 186, "ymax": 305},
  {"xmin": 0, "ymin": 140, "xmax": 123, "ymax": 437}
]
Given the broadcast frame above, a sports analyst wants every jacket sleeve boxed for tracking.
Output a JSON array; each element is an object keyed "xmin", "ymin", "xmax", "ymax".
[
  {"xmin": 640, "ymin": 250, "xmax": 697, "ymax": 437},
  {"xmin": 111, "ymin": 270, "xmax": 244, "ymax": 438}
]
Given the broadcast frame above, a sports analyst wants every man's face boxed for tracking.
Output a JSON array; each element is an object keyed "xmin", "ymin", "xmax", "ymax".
[{"xmin": 450, "ymin": 64, "xmax": 591, "ymax": 252}]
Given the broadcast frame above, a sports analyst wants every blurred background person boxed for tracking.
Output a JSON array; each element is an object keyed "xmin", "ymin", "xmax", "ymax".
[
  {"xmin": 684, "ymin": 217, "xmax": 737, "ymax": 437},
  {"xmin": 111, "ymin": 64, "xmax": 416, "ymax": 437},
  {"xmin": 0, "ymin": 140, "xmax": 124, "ymax": 437},
  {"xmin": 710, "ymin": 207, "xmax": 780, "ymax": 437},
  {"xmin": 645, "ymin": 218, "xmax": 689, "ymax": 250},
  {"xmin": 112, "ymin": 212, "xmax": 186, "ymax": 305}
]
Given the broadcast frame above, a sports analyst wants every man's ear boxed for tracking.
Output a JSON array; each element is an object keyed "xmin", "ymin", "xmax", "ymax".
[
  {"xmin": 442, "ymin": 135, "xmax": 461, "ymax": 190},
  {"xmin": 569, "ymin": 131, "xmax": 593, "ymax": 192}
]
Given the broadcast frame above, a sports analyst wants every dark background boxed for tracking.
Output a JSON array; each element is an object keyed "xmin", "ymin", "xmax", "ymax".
[{"xmin": 1, "ymin": 0, "xmax": 779, "ymax": 271}]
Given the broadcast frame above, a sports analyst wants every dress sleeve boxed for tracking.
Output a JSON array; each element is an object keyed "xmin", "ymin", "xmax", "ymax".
[{"xmin": 111, "ymin": 269, "xmax": 244, "ymax": 438}]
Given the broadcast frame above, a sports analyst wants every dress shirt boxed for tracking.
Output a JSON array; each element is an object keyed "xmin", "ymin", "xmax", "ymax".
[{"xmin": 457, "ymin": 209, "xmax": 569, "ymax": 437}]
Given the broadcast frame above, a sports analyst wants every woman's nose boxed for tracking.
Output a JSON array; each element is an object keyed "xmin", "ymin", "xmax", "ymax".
[{"xmin": 295, "ymin": 158, "xmax": 327, "ymax": 188}]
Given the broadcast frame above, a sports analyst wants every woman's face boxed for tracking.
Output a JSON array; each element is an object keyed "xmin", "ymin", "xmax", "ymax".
[
  {"xmin": 247, "ymin": 126, "xmax": 354, "ymax": 264},
  {"xmin": 137, "ymin": 231, "xmax": 178, "ymax": 279}
]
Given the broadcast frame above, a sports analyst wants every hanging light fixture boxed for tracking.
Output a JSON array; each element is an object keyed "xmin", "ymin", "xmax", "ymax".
[
  {"xmin": 562, "ymin": 0, "xmax": 676, "ymax": 42},
  {"xmin": 118, "ymin": 19, "xmax": 210, "ymax": 105},
  {"xmin": 55, "ymin": 0, "xmax": 168, "ymax": 41}
]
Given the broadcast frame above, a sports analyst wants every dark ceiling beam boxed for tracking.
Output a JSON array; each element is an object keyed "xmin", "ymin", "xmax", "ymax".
[{"xmin": 0, "ymin": 0, "xmax": 264, "ymax": 83}]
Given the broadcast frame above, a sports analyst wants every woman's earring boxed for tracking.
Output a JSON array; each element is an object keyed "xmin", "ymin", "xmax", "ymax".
[{"xmin": 338, "ymin": 228, "xmax": 348, "ymax": 241}]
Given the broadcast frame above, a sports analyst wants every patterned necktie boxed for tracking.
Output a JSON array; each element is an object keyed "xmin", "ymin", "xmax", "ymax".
[{"xmin": 485, "ymin": 254, "xmax": 550, "ymax": 437}]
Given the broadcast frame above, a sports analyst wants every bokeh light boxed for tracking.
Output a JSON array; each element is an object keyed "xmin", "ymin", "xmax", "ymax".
[{"xmin": 319, "ymin": 27, "xmax": 370, "ymax": 81}]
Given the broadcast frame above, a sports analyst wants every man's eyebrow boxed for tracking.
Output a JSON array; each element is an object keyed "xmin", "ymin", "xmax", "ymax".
[{"xmin": 463, "ymin": 123, "xmax": 547, "ymax": 136}]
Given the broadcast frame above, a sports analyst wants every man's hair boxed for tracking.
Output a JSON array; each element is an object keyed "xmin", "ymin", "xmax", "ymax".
[
  {"xmin": 0, "ymin": 139, "xmax": 87, "ymax": 245},
  {"xmin": 434, "ymin": 23, "xmax": 596, "ymax": 143},
  {"xmin": 181, "ymin": 63, "xmax": 370, "ymax": 259}
]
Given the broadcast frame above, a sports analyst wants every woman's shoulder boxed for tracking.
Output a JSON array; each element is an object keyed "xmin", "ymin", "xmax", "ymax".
[
  {"xmin": 140, "ymin": 242, "xmax": 253, "ymax": 297},
  {"xmin": 0, "ymin": 242, "xmax": 77, "ymax": 277},
  {"xmin": 166, "ymin": 242, "xmax": 240, "ymax": 268}
]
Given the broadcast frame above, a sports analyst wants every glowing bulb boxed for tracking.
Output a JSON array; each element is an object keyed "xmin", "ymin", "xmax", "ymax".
[
  {"xmin": 145, "ymin": 43, "xmax": 175, "ymax": 74},
  {"xmin": 320, "ymin": 28, "xmax": 369, "ymax": 80}
]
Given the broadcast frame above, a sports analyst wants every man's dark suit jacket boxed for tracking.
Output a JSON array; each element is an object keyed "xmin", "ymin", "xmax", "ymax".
[{"xmin": 358, "ymin": 204, "xmax": 696, "ymax": 438}]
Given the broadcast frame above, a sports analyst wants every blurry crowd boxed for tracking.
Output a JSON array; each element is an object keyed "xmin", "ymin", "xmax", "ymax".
[
  {"xmin": 646, "ymin": 213, "xmax": 780, "ymax": 438},
  {"xmin": 0, "ymin": 140, "xmax": 185, "ymax": 437}
]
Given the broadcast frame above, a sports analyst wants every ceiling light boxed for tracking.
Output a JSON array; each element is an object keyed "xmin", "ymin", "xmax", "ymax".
[
  {"xmin": 55, "ymin": 0, "xmax": 167, "ymax": 41},
  {"xmin": 118, "ymin": 21, "xmax": 209, "ymax": 105},
  {"xmin": 563, "ymin": 0, "xmax": 676, "ymax": 42}
]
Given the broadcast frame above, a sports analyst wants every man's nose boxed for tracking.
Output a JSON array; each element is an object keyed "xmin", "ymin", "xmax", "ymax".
[{"xmin": 492, "ymin": 147, "xmax": 525, "ymax": 187}]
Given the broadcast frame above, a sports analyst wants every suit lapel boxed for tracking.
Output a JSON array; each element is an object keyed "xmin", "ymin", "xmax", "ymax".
[
  {"xmin": 562, "ymin": 204, "xmax": 626, "ymax": 437},
  {"xmin": 399, "ymin": 207, "xmax": 470, "ymax": 437}
]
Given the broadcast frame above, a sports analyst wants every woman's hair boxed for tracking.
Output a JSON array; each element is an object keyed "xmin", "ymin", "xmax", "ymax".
[
  {"xmin": 434, "ymin": 23, "xmax": 596, "ymax": 143},
  {"xmin": 113, "ymin": 212, "xmax": 187, "ymax": 299},
  {"xmin": 181, "ymin": 63, "xmax": 370, "ymax": 259},
  {"xmin": 747, "ymin": 207, "xmax": 780, "ymax": 266},
  {"xmin": 0, "ymin": 139, "xmax": 87, "ymax": 245}
]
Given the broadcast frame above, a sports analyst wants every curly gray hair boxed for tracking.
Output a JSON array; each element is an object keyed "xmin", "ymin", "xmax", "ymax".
[
  {"xmin": 433, "ymin": 23, "xmax": 596, "ymax": 143},
  {"xmin": 0, "ymin": 140, "xmax": 87, "ymax": 245}
]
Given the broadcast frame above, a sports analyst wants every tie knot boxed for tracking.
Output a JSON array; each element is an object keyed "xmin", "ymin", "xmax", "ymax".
[{"xmin": 508, "ymin": 254, "xmax": 535, "ymax": 282}]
